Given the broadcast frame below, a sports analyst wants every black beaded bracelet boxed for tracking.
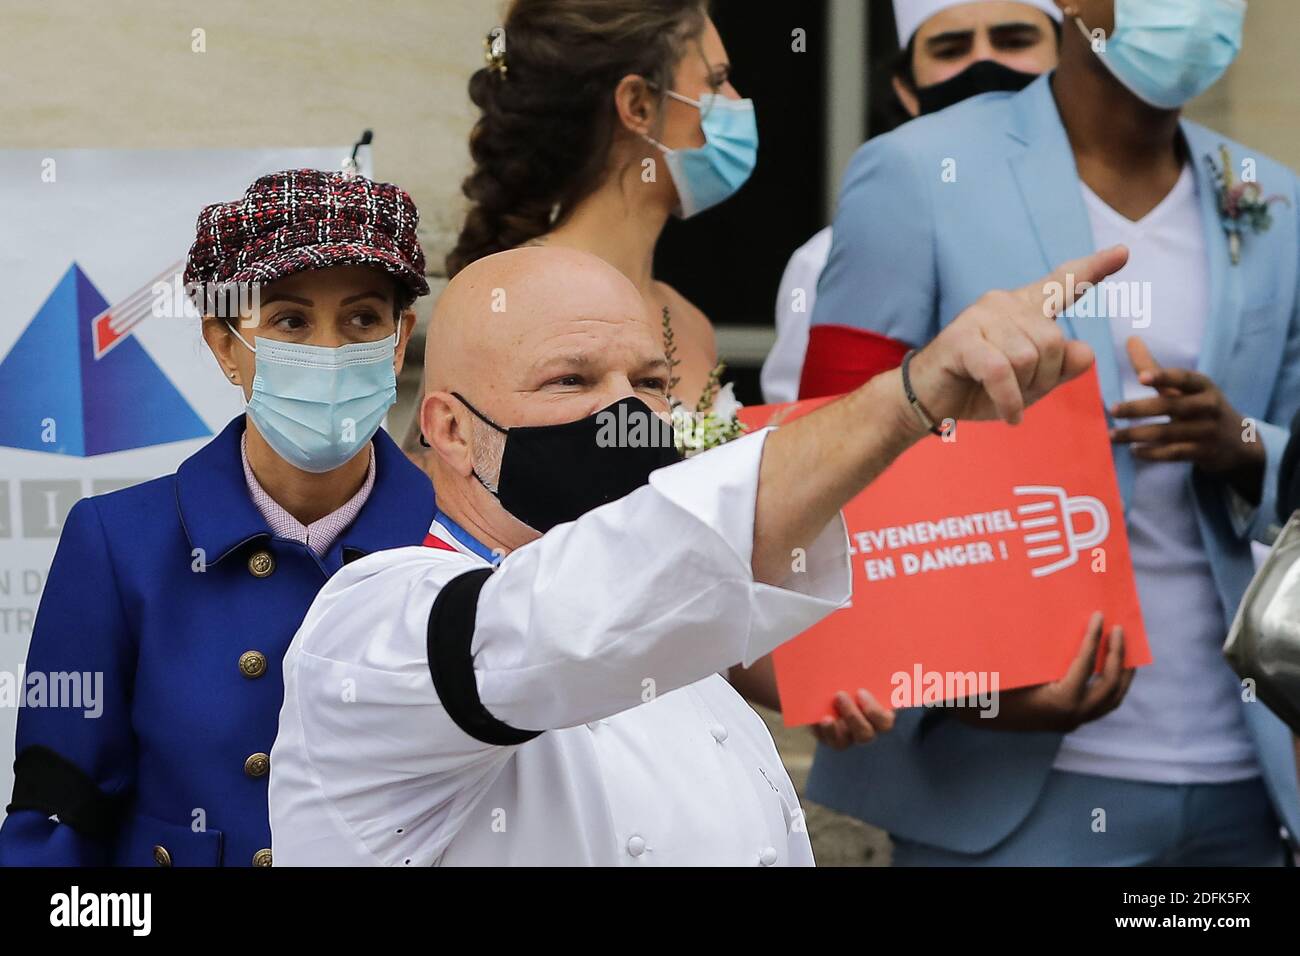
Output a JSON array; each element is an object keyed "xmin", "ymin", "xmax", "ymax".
[{"xmin": 901, "ymin": 349, "xmax": 944, "ymax": 437}]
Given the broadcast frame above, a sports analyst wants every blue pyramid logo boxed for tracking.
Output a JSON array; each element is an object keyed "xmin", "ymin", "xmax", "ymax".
[{"xmin": 0, "ymin": 263, "xmax": 210, "ymax": 456}]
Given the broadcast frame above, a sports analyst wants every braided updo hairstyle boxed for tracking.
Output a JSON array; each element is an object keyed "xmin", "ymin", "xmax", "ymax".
[{"xmin": 446, "ymin": 0, "xmax": 710, "ymax": 278}]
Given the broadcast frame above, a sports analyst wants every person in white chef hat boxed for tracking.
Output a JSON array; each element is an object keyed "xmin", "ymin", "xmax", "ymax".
[
  {"xmin": 892, "ymin": 0, "xmax": 1063, "ymax": 116},
  {"xmin": 760, "ymin": 0, "xmax": 1062, "ymax": 411},
  {"xmin": 266, "ymin": 240, "xmax": 1127, "ymax": 866}
]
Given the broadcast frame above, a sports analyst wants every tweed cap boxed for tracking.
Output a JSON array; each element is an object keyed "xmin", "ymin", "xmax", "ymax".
[{"xmin": 184, "ymin": 169, "xmax": 430, "ymax": 304}]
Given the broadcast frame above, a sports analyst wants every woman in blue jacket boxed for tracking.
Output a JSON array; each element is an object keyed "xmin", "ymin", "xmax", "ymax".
[{"xmin": 0, "ymin": 169, "xmax": 436, "ymax": 866}]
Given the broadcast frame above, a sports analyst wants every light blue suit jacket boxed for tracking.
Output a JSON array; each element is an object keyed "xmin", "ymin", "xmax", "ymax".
[{"xmin": 805, "ymin": 73, "xmax": 1300, "ymax": 854}]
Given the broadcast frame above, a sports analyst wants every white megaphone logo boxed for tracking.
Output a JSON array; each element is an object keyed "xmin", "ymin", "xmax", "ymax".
[{"xmin": 1013, "ymin": 485, "xmax": 1110, "ymax": 578}]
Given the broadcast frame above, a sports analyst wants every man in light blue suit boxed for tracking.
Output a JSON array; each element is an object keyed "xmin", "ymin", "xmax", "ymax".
[{"xmin": 801, "ymin": 0, "xmax": 1300, "ymax": 865}]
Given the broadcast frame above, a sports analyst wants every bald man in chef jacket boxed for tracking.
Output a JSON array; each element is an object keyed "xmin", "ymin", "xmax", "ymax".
[{"xmin": 268, "ymin": 243, "xmax": 1128, "ymax": 866}]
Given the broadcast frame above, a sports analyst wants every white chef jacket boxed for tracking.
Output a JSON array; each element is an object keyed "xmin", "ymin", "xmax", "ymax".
[{"xmin": 269, "ymin": 429, "xmax": 852, "ymax": 866}]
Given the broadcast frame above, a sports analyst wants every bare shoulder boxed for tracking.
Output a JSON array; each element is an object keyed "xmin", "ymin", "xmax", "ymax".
[{"xmin": 652, "ymin": 280, "xmax": 716, "ymax": 351}]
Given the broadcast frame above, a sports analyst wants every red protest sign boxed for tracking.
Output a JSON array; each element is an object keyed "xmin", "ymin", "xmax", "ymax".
[{"xmin": 738, "ymin": 369, "xmax": 1151, "ymax": 726}]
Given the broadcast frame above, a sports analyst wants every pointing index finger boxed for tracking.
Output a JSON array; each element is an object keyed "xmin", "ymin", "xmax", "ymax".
[{"xmin": 1029, "ymin": 245, "xmax": 1130, "ymax": 320}]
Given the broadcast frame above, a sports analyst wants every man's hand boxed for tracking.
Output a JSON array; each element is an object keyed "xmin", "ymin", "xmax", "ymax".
[
  {"xmin": 1111, "ymin": 336, "xmax": 1265, "ymax": 503},
  {"xmin": 902, "ymin": 245, "xmax": 1130, "ymax": 430},
  {"xmin": 811, "ymin": 689, "xmax": 896, "ymax": 749},
  {"xmin": 955, "ymin": 611, "xmax": 1135, "ymax": 732},
  {"xmin": 752, "ymin": 246, "xmax": 1128, "ymax": 586}
]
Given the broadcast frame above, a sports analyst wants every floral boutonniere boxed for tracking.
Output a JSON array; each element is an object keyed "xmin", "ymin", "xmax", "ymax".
[
  {"xmin": 662, "ymin": 306, "xmax": 748, "ymax": 457},
  {"xmin": 672, "ymin": 367, "xmax": 747, "ymax": 457},
  {"xmin": 1206, "ymin": 144, "xmax": 1290, "ymax": 266}
]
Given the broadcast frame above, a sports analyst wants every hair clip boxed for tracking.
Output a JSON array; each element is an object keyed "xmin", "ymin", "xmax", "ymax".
[{"xmin": 485, "ymin": 27, "xmax": 507, "ymax": 78}]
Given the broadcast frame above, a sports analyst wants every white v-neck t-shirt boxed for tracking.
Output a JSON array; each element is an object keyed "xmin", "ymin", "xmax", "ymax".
[{"xmin": 1052, "ymin": 166, "xmax": 1260, "ymax": 784}]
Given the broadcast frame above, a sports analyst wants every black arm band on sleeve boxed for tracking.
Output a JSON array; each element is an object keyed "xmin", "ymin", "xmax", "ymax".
[
  {"xmin": 6, "ymin": 745, "xmax": 125, "ymax": 841},
  {"xmin": 426, "ymin": 568, "xmax": 544, "ymax": 747}
]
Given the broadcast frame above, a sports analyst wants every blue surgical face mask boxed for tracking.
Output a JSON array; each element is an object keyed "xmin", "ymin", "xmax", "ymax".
[
  {"xmin": 1078, "ymin": 0, "xmax": 1245, "ymax": 110},
  {"xmin": 227, "ymin": 323, "xmax": 398, "ymax": 473},
  {"xmin": 644, "ymin": 90, "xmax": 758, "ymax": 218}
]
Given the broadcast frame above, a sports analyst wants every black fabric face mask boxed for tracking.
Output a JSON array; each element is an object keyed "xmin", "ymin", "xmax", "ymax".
[
  {"xmin": 453, "ymin": 392, "xmax": 683, "ymax": 534},
  {"xmin": 915, "ymin": 59, "xmax": 1041, "ymax": 115}
]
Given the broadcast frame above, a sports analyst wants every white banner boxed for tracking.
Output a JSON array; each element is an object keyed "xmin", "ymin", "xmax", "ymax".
[{"xmin": 0, "ymin": 146, "xmax": 372, "ymax": 820}]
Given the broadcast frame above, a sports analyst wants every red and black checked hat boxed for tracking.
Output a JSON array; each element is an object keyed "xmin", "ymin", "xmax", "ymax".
[{"xmin": 184, "ymin": 168, "xmax": 430, "ymax": 302}]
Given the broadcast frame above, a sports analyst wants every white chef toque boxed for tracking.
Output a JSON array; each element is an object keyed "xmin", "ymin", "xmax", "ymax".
[{"xmin": 893, "ymin": 0, "xmax": 1063, "ymax": 48}]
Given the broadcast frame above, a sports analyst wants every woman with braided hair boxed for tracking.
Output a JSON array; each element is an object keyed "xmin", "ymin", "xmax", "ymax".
[{"xmin": 446, "ymin": 0, "xmax": 749, "ymax": 411}]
